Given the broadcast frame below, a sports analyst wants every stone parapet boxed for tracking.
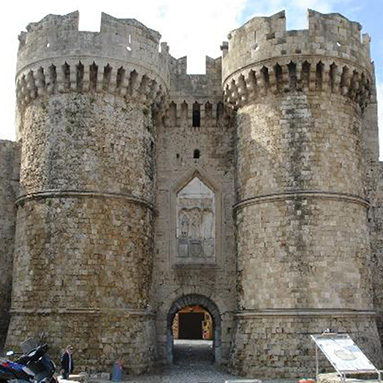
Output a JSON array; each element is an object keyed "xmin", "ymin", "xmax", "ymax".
[
  {"xmin": 15, "ymin": 12, "xmax": 169, "ymax": 131},
  {"xmin": 222, "ymin": 10, "xmax": 372, "ymax": 83},
  {"xmin": 223, "ymin": 58, "xmax": 372, "ymax": 110},
  {"xmin": 17, "ymin": 12, "xmax": 169, "ymax": 87},
  {"xmin": 16, "ymin": 60, "xmax": 167, "ymax": 111}
]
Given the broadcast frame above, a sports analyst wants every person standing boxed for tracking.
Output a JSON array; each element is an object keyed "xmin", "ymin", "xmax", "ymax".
[{"xmin": 60, "ymin": 345, "xmax": 74, "ymax": 379}]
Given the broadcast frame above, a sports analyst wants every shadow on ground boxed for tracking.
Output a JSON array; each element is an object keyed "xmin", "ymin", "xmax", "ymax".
[{"xmin": 173, "ymin": 339, "xmax": 215, "ymax": 365}]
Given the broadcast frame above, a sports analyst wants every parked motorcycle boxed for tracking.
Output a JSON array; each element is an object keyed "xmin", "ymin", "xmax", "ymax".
[
  {"xmin": 0, "ymin": 356, "xmax": 34, "ymax": 383},
  {"xmin": 0, "ymin": 343, "xmax": 57, "ymax": 383}
]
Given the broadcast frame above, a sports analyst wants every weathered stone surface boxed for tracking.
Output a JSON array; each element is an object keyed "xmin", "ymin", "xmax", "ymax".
[
  {"xmin": 223, "ymin": 8, "xmax": 381, "ymax": 379},
  {"xmin": 0, "ymin": 8, "xmax": 382, "ymax": 380},
  {"xmin": 6, "ymin": 12, "xmax": 163, "ymax": 373},
  {"xmin": 0, "ymin": 140, "xmax": 20, "ymax": 351},
  {"xmin": 228, "ymin": 315, "xmax": 381, "ymax": 378}
]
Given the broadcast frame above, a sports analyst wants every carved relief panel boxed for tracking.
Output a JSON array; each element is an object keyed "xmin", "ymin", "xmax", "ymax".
[{"xmin": 176, "ymin": 177, "xmax": 215, "ymax": 260}]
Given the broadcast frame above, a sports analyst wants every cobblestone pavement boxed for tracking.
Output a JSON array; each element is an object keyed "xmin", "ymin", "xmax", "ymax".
[
  {"xmin": 89, "ymin": 340, "xmax": 298, "ymax": 383},
  {"xmin": 111, "ymin": 340, "xmax": 246, "ymax": 383}
]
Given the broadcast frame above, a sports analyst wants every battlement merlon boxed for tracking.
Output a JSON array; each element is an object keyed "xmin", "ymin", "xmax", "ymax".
[
  {"xmin": 168, "ymin": 56, "xmax": 222, "ymax": 99},
  {"xmin": 16, "ymin": 11, "xmax": 170, "ymax": 89},
  {"xmin": 222, "ymin": 9, "xmax": 373, "ymax": 83},
  {"xmin": 169, "ymin": 55, "xmax": 221, "ymax": 76}
]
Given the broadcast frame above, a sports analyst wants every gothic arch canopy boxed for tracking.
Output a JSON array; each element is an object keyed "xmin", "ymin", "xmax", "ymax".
[
  {"xmin": 169, "ymin": 169, "xmax": 223, "ymax": 266},
  {"xmin": 172, "ymin": 169, "xmax": 219, "ymax": 195}
]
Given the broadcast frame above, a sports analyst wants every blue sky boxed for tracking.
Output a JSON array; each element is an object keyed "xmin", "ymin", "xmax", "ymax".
[{"xmin": 0, "ymin": 0, "xmax": 382, "ymax": 157}]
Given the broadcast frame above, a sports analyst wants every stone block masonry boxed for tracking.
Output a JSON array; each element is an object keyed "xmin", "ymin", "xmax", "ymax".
[
  {"xmin": 0, "ymin": 140, "xmax": 20, "ymax": 351},
  {"xmin": 6, "ymin": 11, "xmax": 166, "ymax": 371},
  {"xmin": 0, "ymin": 7, "xmax": 383, "ymax": 380},
  {"xmin": 224, "ymin": 8, "xmax": 381, "ymax": 378}
]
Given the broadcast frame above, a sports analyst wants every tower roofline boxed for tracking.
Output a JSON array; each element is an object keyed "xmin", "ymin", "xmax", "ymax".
[{"xmin": 222, "ymin": 8, "xmax": 372, "ymax": 83}]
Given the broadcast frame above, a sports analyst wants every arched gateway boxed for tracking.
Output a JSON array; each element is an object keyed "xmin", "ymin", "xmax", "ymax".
[{"xmin": 167, "ymin": 294, "xmax": 221, "ymax": 363}]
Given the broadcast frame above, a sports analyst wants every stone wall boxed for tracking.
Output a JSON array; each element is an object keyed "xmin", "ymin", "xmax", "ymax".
[
  {"xmin": 363, "ymin": 70, "xmax": 383, "ymax": 351},
  {"xmin": 366, "ymin": 162, "xmax": 383, "ymax": 349},
  {"xmin": 229, "ymin": 94, "xmax": 380, "ymax": 377},
  {"xmin": 6, "ymin": 196, "xmax": 156, "ymax": 372},
  {"xmin": 229, "ymin": 315, "xmax": 380, "ymax": 378},
  {"xmin": 152, "ymin": 57, "xmax": 237, "ymax": 364},
  {"xmin": 362, "ymin": 73, "xmax": 380, "ymax": 163},
  {"xmin": 6, "ymin": 311, "xmax": 156, "ymax": 373},
  {"xmin": 0, "ymin": 140, "xmax": 20, "ymax": 351},
  {"xmin": 7, "ymin": 91, "xmax": 159, "ymax": 372}
]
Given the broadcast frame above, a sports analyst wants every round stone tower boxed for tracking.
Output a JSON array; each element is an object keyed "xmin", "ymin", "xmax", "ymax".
[
  {"xmin": 223, "ymin": 10, "xmax": 382, "ymax": 377},
  {"xmin": 6, "ymin": 12, "xmax": 168, "ymax": 373}
]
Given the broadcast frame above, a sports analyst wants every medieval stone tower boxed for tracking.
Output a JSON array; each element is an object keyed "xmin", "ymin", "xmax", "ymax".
[{"xmin": 1, "ymin": 8, "xmax": 383, "ymax": 379}]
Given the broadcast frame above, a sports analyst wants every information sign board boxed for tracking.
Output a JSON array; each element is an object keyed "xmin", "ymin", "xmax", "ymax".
[
  {"xmin": 310, "ymin": 333, "xmax": 381, "ymax": 383},
  {"xmin": 312, "ymin": 334, "xmax": 375, "ymax": 372}
]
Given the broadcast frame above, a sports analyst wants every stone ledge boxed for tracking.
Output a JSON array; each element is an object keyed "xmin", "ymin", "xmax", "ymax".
[
  {"xmin": 235, "ymin": 309, "xmax": 377, "ymax": 318},
  {"xmin": 234, "ymin": 191, "xmax": 370, "ymax": 211}
]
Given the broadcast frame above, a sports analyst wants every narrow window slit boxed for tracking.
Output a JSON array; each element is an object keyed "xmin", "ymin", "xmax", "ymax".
[
  {"xmin": 62, "ymin": 62, "xmax": 70, "ymax": 91},
  {"xmin": 76, "ymin": 62, "xmax": 84, "ymax": 91},
  {"xmin": 89, "ymin": 62, "xmax": 98, "ymax": 92},
  {"xmin": 192, "ymin": 102, "xmax": 201, "ymax": 127}
]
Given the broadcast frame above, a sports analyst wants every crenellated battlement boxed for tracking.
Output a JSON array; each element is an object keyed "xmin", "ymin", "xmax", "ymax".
[
  {"xmin": 222, "ymin": 9, "xmax": 373, "ymax": 84},
  {"xmin": 223, "ymin": 57, "xmax": 372, "ymax": 110},
  {"xmin": 16, "ymin": 60, "xmax": 168, "ymax": 111},
  {"xmin": 169, "ymin": 56, "xmax": 221, "ymax": 95},
  {"xmin": 166, "ymin": 55, "xmax": 223, "ymax": 127},
  {"xmin": 169, "ymin": 55, "xmax": 222, "ymax": 78},
  {"xmin": 17, "ymin": 11, "xmax": 170, "ymax": 93}
]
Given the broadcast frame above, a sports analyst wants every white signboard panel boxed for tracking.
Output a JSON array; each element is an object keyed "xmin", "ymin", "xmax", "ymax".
[{"xmin": 311, "ymin": 334, "xmax": 376, "ymax": 372}]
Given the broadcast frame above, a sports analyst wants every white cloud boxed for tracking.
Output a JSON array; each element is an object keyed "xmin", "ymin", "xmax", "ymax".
[
  {"xmin": 70, "ymin": 0, "xmax": 247, "ymax": 73},
  {"xmin": 240, "ymin": 0, "xmax": 354, "ymax": 30},
  {"xmin": 136, "ymin": 0, "xmax": 248, "ymax": 72}
]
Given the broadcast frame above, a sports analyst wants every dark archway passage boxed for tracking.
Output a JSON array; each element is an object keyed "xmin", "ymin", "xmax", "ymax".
[
  {"xmin": 167, "ymin": 294, "xmax": 221, "ymax": 365},
  {"xmin": 173, "ymin": 305, "xmax": 213, "ymax": 340},
  {"xmin": 178, "ymin": 311, "xmax": 204, "ymax": 339}
]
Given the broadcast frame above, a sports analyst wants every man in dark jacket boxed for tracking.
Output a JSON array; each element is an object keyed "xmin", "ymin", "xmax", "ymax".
[{"xmin": 60, "ymin": 345, "xmax": 74, "ymax": 379}]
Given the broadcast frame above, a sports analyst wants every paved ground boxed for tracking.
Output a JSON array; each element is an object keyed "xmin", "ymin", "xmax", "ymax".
[{"xmin": 106, "ymin": 340, "xmax": 249, "ymax": 383}]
